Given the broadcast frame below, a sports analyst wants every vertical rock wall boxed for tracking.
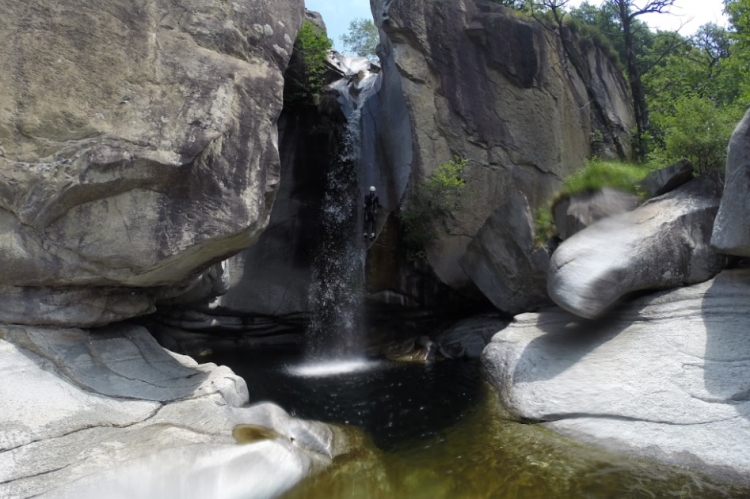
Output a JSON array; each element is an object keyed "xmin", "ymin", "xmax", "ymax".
[{"xmin": 367, "ymin": 0, "xmax": 635, "ymax": 307}]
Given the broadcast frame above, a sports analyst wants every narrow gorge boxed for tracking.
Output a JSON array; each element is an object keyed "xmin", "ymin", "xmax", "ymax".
[{"xmin": 1, "ymin": 0, "xmax": 749, "ymax": 498}]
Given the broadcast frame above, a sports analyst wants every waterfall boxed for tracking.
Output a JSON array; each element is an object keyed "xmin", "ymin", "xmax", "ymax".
[{"xmin": 306, "ymin": 53, "xmax": 380, "ymax": 358}]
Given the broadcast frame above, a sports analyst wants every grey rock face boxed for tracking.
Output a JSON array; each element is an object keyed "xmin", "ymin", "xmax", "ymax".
[
  {"xmin": 368, "ymin": 0, "xmax": 635, "ymax": 305},
  {"xmin": 552, "ymin": 188, "xmax": 639, "ymax": 240},
  {"xmin": 461, "ymin": 193, "xmax": 553, "ymax": 315},
  {"xmin": 712, "ymin": 108, "xmax": 750, "ymax": 256},
  {"xmin": 548, "ymin": 173, "xmax": 726, "ymax": 319},
  {"xmin": 0, "ymin": 324, "xmax": 336, "ymax": 499},
  {"xmin": 482, "ymin": 270, "xmax": 750, "ymax": 482},
  {"xmin": 0, "ymin": 286, "xmax": 155, "ymax": 327},
  {"xmin": 0, "ymin": 0, "xmax": 304, "ymax": 324},
  {"xmin": 435, "ymin": 314, "xmax": 508, "ymax": 358},
  {"xmin": 639, "ymin": 159, "xmax": 695, "ymax": 198}
]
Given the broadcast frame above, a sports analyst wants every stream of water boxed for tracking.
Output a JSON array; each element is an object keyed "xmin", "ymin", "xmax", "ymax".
[{"xmin": 306, "ymin": 54, "xmax": 380, "ymax": 358}]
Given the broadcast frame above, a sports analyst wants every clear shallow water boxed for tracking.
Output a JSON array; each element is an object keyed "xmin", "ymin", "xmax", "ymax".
[{"xmin": 207, "ymin": 349, "xmax": 748, "ymax": 499}]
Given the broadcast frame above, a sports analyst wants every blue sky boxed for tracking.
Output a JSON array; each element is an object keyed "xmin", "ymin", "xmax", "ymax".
[
  {"xmin": 305, "ymin": 0, "xmax": 373, "ymax": 51},
  {"xmin": 304, "ymin": 0, "xmax": 727, "ymax": 54}
]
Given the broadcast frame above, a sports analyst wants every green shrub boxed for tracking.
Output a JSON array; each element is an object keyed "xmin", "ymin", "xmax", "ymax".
[
  {"xmin": 648, "ymin": 97, "xmax": 743, "ymax": 174},
  {"xmin": 399, "ymin": 156, "xmax": 467, "ymax": 258},
  {"xmin": 532, "ymin": 159, "xmax": 652, "ymax": 245},
  {"xmin": 533, "ymin": 205, "xmax": 557, "ymax": 248},
  {"xmin": 562, "ymin": 159, "xmax": 652, "ymax": 196}
]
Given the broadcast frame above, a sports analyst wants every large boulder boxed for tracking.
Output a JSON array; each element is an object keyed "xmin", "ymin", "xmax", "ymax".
[
  {"xmin": 548, "ymin": 173, "xmax": 726, "ymax": 319},
  {"xmin": 552, "ymin": 187, "xmax": 639, "ymax": 240},
  {"xmin": 482, "ymin": 270, "xmax": 750, "ymax": 483},
  {"xmin": 712, "ymin": 108, "xmax": 750, "ymax": 255},
  {"xmin": 0, "ymin": 0, "xmax": 304, "ymax": 324},
  {"xmin": 366, "ymin": 0, "xmax": 635, "ymax": 305},
  {"xmin": 0, "ymin": 324, "xmax": 339, "ymax": 498},
  {"xmin": 460, "ymin": 193, "xmax": 553, "ymax": 315},
  {"xmin": 639, "ymin": 159, "xmax": 694, "ymax": 198}
]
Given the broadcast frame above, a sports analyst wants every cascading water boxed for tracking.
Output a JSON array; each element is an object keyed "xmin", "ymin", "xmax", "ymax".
[{"xmin": 306, "ymin": 53, "xmax": 381, "ymax": 362}]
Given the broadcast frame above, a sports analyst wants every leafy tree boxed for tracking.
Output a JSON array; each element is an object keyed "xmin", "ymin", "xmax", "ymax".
[
  {"xmin": 340, "ymin": 18, "xmax": 379, "ymax": 60},
  {"xmin": 287, "ymin": 20, "xmax": 333, "ymax": 105},
  {"xmin": 609, "ymin": 0, "xmax": 677, "ymax": 159},
  {"xmin": 649, "ymin": 97, "xmax": 743, "ymax": 173}
]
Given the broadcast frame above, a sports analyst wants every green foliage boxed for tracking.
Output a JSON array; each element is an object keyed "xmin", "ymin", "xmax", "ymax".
[
  {"xmin": 533, "ymin": 205, "xmax": 557, "ymax": 248},
  {"xmin": 561, "ymin": 159, "xmax": 652, "ymax": 196},
  {"xmin": 399, "ymin": 157, "xmax": 467, "ymax": 258},
  {"xmin": 340, "ymin": 18, "xmax": 379, "ymax": 60},
  {"xmin": 287, "ymin": 21, "xmax": 333, "ymax": 105},
  {"xmin": 648, "ymin": 97, "xmax": 743, "ymax": 174},
  {"xmin": 532, "ymin": 159, "xmax": 652, "ymax": 244}
]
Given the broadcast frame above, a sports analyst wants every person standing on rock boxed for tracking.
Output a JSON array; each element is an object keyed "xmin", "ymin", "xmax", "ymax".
[{"xmin": 364, "ymin": 186, "xmax": 380, "ymax": 241}]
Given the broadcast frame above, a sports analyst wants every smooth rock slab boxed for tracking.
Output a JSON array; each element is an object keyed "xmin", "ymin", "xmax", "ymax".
[
  {"xmin": 712, "ymin": 107, "xmax": 750, "ymax": 256},
  {"xmin": 483, "ymin": 270, "xmax": 750, "ymax": 482},
  {"xmin": 548, "ymin": 173, "xmax": 725, "ymax": 319},
  {"xmin": 0, "ymin": 324, "xmax": 337, "ymax": 499}
]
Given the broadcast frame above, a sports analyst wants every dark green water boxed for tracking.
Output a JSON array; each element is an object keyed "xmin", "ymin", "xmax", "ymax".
[{"xmin": 207, "ymin": 349, "xmax": 747, "ymax": 499}]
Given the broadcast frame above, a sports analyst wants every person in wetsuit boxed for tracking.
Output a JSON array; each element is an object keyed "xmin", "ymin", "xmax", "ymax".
[{"xmin": 364, "ymin": 186, "xmax": 380, "ymax": 240}]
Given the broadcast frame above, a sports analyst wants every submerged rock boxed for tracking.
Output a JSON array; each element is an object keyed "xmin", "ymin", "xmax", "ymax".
[
  {"xmin": 548, "ymin": 173, "xmax": 726, "ymax": 319},
  {"xmin": 482, "ymin": 270, "xmax": 750, "ymax": 483},
  {"xmin": 552, "ymin": 188, "xmax": 639, "ymax": 240},
  {"xmin": 0, "ymin": 0, "xmax": 304, "ymax": 325},
  {"xmin": 639, "ymin": 159, "xmax": 694, "ymax": 198},
  {"xmin": 0, "ymin": 324, "xmax": 337, "ymax": 499},
  {"xmin": 712, "ymin": 107, "xmax": 750, "ymax": 256},
  {"xmin": 461, "ymin": 193, "xmax": 552, "ymax": 315},
  {"xmin": 435, "ymin": 314, "xmax": 509, "ymax": 358}
]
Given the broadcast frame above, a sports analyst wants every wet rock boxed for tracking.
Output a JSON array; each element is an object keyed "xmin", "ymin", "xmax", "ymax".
[
  {"xmin": 482, "ymin": 270, "xmax": 750, "ymax": 482},
  {"xmin": 461, "ymin": 193, "xmax": 553, "ymax": 315},
  {"xmin": 712, "ymin": 107, "xmax": 750, "ymax": 256},
  {"xmin": 639, "ymin": 159, "xmax": 694, "ymax": 198},
  {"xmin": 548, "ymin": 173, "xmax": 726, "ymax": 319},
  {"xmin": 435, "ymin": 315, "xmax": 509, "ymax": 358},
  {"xmin": 552, "ymin": 188, "xmax": 639, "ymax": 240},
  {"xmin": 0, "ymin": 324, "xmax": 337, "ymax": 499},
  {"xmin": 0, "ymin": 0, "xmax": 304, "ymax": 325}
]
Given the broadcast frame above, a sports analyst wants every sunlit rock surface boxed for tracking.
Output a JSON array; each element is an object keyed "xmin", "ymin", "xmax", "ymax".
[
  {"xmin": 552, "ymin": 188, "xmax": 639, "ymax": 240},
  {"xmin": 366, "ymin": 0, "xmax": 635, "ymax": 310},
  {"xmin": 712, "ymin": 107, "xmax": 750, "ymax": 256},
  {"xmin": 0, "ymin": 325, "xmax": 336, "ymax": 499},
  {"xmin": 0, "ymin": 0, "xmax": 303, "ymax": 325},
  {"xmin": 548, "ymin": 173, "xmax": 726, "ymax": 319},
  {"xmin": 483, "ymin": 270, "xmax": 750, "ymax": 483}
]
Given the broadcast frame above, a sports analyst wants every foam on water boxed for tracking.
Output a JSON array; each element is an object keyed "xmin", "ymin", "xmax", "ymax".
[{"xmin": 286, "ymin": 359, "xmax": 382, "ymax": 377}]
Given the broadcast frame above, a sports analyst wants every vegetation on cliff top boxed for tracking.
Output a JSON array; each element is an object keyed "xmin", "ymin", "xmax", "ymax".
[
  {"xmin": 286, "ymin": 20, "xmax": 333, "ymax": 106},
  {"xmin": 341, "ymin": 18, "xmax": 379, "ymax": 61}
]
